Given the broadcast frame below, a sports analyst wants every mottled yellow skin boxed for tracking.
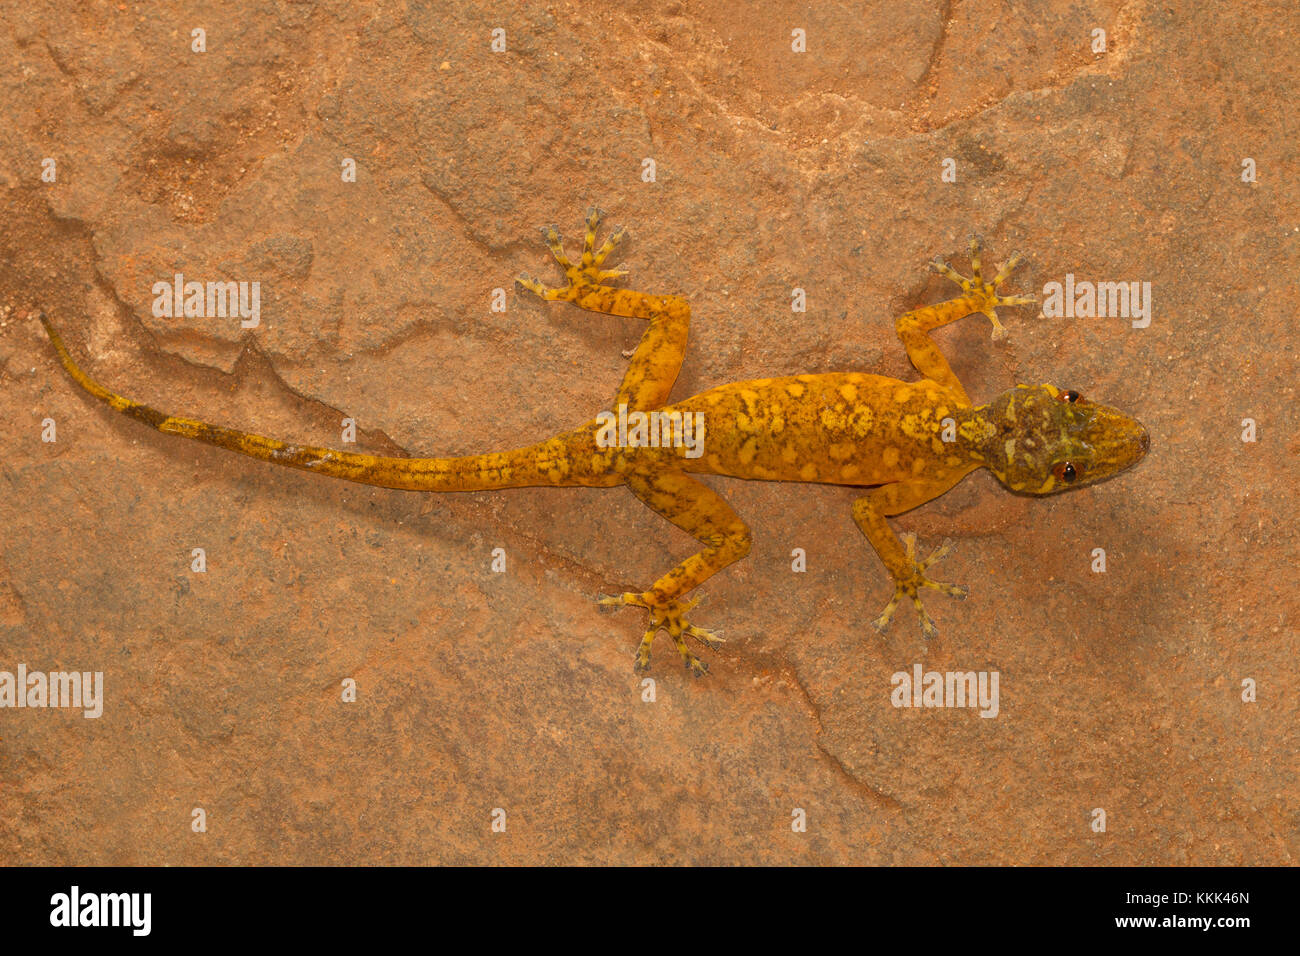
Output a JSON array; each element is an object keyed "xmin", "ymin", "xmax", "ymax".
[{"xmin": 41, "ymin": 210, "xmax": 1149, "ymax": 676}]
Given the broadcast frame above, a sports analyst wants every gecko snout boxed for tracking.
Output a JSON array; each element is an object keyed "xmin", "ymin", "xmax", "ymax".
[{"xmin": 1072, "ymin": 403, "xmax": 1150, "ymax": 486}]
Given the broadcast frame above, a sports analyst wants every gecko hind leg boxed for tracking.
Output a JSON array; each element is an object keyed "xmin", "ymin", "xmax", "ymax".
[
  {"xmin": 516, "ymin": 207, "xmax": 692, "ymax": 413},
  {"xmin": 516, "ymin": 206, "xmax": 629, "ymax": 302},
  {"xmin": 598, "ymin": 594, "xmax": 723, "ymax": 677},
  {"xmin": 930, "ymin": 235, "xmax": 1036, "ymax": 339},
  {"xmin": 600, "ymin": 470, "xmax": 750, "ymax": 676}
]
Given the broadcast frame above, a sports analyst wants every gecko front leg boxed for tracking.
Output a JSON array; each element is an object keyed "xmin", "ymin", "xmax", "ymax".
[
  {"xmin": 895, "ymin": 235, "xmax": 1034, "ymax": 404},
  {"xmin": 852, "ymin": 477, "xmax": 971, "ymax": 641},
  {"xmin": 859, "ymin": 238, "xmax": 1033, "ymax": 639}
]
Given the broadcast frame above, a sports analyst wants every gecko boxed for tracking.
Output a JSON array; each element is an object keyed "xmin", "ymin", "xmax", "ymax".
[{"xmin": 39, "ymin": 208, "xmax": 1149, "ymax": 676}]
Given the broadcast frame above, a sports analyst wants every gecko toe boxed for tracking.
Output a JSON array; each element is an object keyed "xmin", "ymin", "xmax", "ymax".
[
  {"xmin": 684, "ymin": 624, "xmax": 724, "ymax": 651},
  {"xmin": 912, "ymin": 595, "xmax": 940, "ymax": 640},
  {"xmin": 634, "ymin": 625, "xmax": 657, "ymax": 672},
  {"xmin": 872, "ymin": 588, "xmax": 903, "ymax": 634}
]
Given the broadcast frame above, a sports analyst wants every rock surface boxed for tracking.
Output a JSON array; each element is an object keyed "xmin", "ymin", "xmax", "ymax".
[{"xmin": 0, "ymin": 0, "xmax": 1295, "ymax": 863}]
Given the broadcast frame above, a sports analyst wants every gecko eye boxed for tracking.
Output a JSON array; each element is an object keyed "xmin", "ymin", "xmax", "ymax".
[
  {"xmin": 1058, "ymin": 389, "xmax": 1081, "ymax": 403},
  {"xmin": 1053, "ymin": 462, "xmax": 1078, "ymax": 482}
]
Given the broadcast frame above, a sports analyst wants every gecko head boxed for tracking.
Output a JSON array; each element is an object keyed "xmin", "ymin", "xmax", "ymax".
[{"xmin": 981, "ymin": 384, "xmax": 1149, "ymax": 495}]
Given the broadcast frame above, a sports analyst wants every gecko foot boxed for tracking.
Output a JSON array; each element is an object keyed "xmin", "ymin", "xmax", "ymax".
[
  {"xmin": 872, "ymin": 534, "xmax": 968, "ymax": 641},
  {"xmin": 517, "ymin": 206, "xmax": 629, "ymax": 302},
  {"xmin": 931, "ymin": 235, "xmax": 1035, "ymax": 339},
  {"xmin": 597, "ymin": 592, "xmax": 723, "ymax": 677}
]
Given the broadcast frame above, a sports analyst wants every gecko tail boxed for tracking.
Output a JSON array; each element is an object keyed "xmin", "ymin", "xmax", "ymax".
[{"xmin": 38, "ymin": 313, "xmax": 598, "ymax": 493}]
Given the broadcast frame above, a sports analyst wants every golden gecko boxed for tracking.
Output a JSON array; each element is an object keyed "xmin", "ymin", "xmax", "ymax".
[{"xmin": 40, "ymin": 209, "xmax": 1149, "ymax": 675}]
